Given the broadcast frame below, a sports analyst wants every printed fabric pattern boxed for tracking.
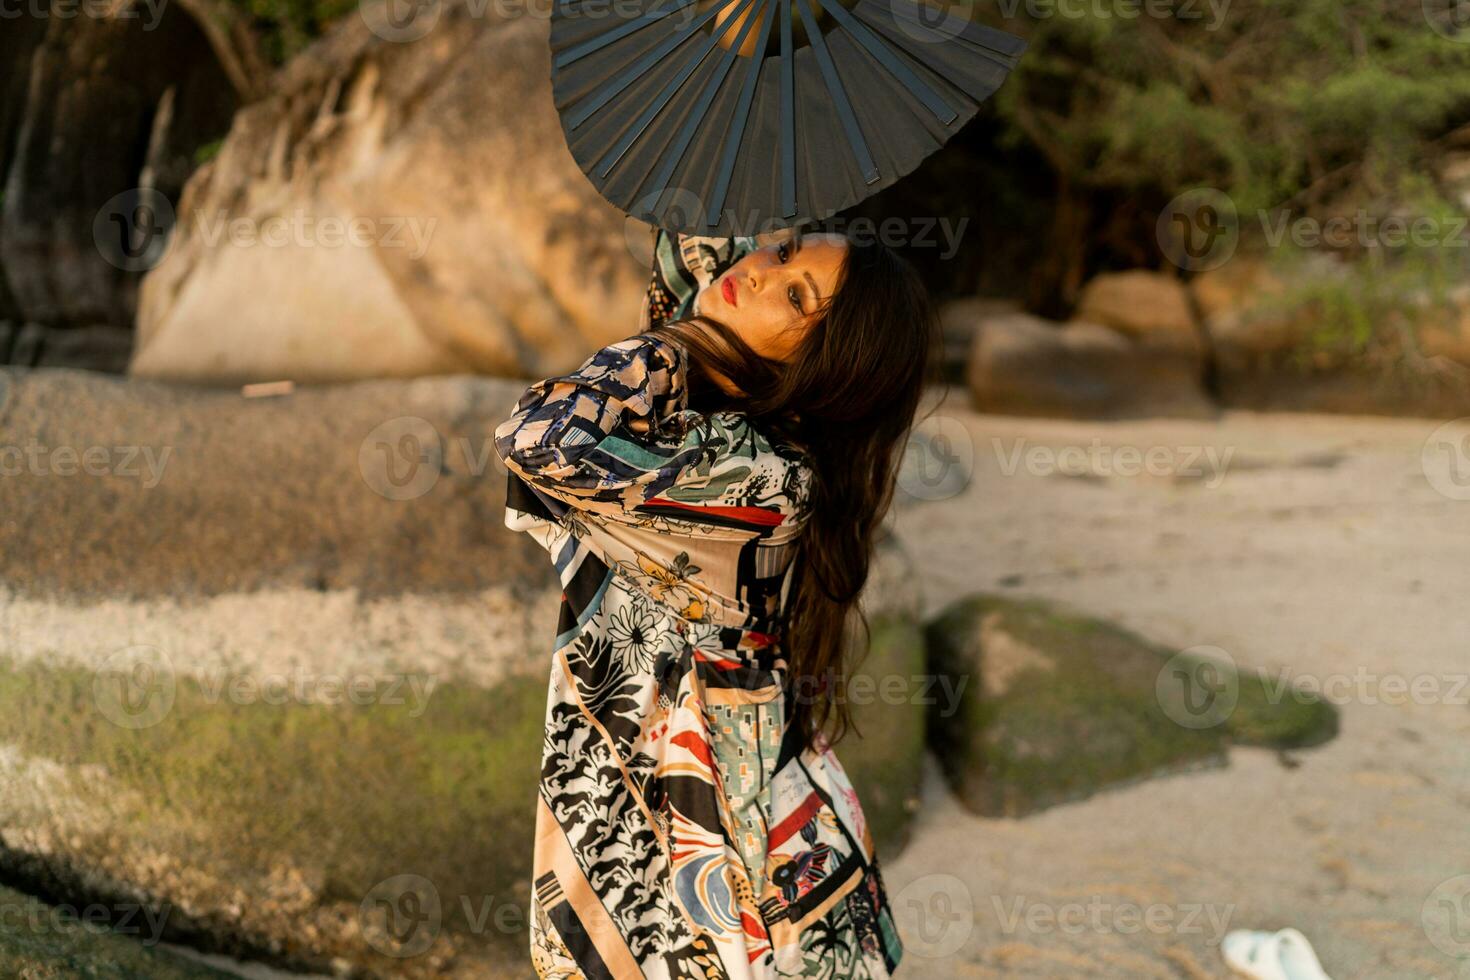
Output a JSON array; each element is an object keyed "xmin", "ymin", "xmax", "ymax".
[{"xmin": 494, "ymin": 225, "xmax": 903, "ymax": 979}]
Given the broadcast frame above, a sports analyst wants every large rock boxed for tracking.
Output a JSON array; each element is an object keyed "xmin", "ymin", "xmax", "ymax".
[
  {"xmin": 838, "ymin": 530, "xmax": 928, "ymax": 855},
  {"xmin": 1192, "ymin": 254, "xmax": 1470, "ymax": 416},
  {"xmin": 963, "ymin": 310, "xmax": 1215, "ymax": 419},
  {"xmin": 0, "ymin": 323, "xmax": 134, "ymax": 373},
  {"xmin": 0, "ymin": 366, "xmax": 558, "ymax": 977},
  {"xmin": 0, "ymin": 366, "xmax": 924, "ymax": 974},
  {"xmin": 132, "ymin": 3, "xmax": 650, "ymax": 384},
  {"xmin": 0, "ymin": 1, "xmax": 238, "ymax": 331},
  {"xmin": 1074, "ymin": 270, "xmax": 1201, "ymax": 354},
  {"xmin": 936, "ymin": 296, "xmax": 1022, "ymax": 383},
  {"xmin": 0, "ymin": 884, "xmax": 232, "ymax": 979},
  {"xmin": 1417, "ymin": 286, "xmax": 1470, "ymax": 366},
  {"xmin": 923, "ymin": 595, "xmax": 1338, "ymax": 818}
]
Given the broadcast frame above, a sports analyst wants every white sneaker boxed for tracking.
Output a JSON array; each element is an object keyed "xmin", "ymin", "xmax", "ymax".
[{"xmin": 1222, "ymin": 927, "xmax": 1332, "ymax": 980}]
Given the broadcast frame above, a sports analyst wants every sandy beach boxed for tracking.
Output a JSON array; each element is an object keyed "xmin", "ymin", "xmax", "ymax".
[{"xmin": 883, "ymin": 400, "xmax": 1470, "ymax": 979}]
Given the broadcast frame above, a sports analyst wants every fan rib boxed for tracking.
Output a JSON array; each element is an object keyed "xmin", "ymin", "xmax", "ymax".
[
  {"xmin": 646, "ymin": 0, "xmax": 776, "ymax": 201},
  {"xmin": 794, "ymin": 0, "xmax": 879, "ymax": 184},
  {"xmin": 565, "ymin": 0, "xmax": 740, "ymax": 130},
  {"xmin": 595, "ymin": 0, "xmax": 764, "ymax": 178},
  {"xmin": 707, "ymin": 0, "xmax": 779, "ymax": 226},
  {"xmin": 882, "ymin": 0, "xmax": 1027, "ymax": 58},
  {"xmin": 852, "ymin": 2, "xmax": 1020, "ymax": 84},
  {"xmin": 779, "ymin": 0, "xmax": 796, "ymax": 217},
  {"xmin": 810, "ymin": 0, "xmax": 956, "ymax": 124},
  {"xmin": 553, "ymin": 0, "xmax": 700, "ymax": 70}
]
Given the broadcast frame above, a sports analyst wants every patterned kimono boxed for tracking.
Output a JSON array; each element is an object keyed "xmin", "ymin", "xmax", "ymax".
[{"xmin": 493, "ymin": 227, "xmax": 904, "ymax": 979}]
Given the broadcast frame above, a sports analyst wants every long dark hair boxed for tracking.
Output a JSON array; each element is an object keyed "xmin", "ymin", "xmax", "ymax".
[{"xmin": 648, "ymin": 232, "xmax": 941, "ymax": 753}]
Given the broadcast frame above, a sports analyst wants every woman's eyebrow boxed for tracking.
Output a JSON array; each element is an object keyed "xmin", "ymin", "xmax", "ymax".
[{"xmin": 790, "ymin": 229, "xmax": 821, "ymax": 304}]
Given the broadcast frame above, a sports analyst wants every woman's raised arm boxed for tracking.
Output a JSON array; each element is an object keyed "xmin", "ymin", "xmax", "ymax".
[{"xmin": 493, "ymin": 332, "xmax": 728, "ymax": 518}]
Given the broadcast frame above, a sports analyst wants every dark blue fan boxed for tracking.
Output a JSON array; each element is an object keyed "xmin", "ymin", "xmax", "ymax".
[{"xmin": 548, "ymin": 0, "xmax": 1027, "ymax": 236}]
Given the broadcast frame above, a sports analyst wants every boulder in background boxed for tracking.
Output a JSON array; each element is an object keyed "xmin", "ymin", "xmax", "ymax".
[
  {"xmin": 963, "ymin": 310, "xmax": 1215, "ymax": 419},
  {"xmin": 923, "ymin": 594, "xmax": 1338, "ymax": 818},
  {"xmin": 132, "ymin": 4, "xmax": 650, "ymax": 385}
]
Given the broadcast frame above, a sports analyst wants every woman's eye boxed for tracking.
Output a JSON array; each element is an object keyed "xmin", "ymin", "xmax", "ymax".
[
  {"xmin": 788, "ymin": 285, "xmax": 803, "ymax": 312},
  {"xmin": 777, "ymin": 242, "xmax": 790, "ymax": 262}
]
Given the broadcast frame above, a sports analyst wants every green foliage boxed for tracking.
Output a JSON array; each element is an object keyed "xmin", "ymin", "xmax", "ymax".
[
  {"xmin": 1246, "ymin": 177, "xmax": 1470, "ymax": 364},
  {"xmin": 225, "ymin": 0, "xmax": 359, "ymax": 64},
  {"xmin": 192, "ymin": 139, "xmax": 225, "ymax": 166},
  {"xmin": 987, "ymin": 0, "xmax": 1470, "ymax": 214}
]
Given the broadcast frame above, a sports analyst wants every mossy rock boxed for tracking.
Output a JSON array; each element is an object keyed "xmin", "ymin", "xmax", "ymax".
[
  {"xmin": 0, "ymin": 656, "xmax": 545, "ymax": 976},
  {"xmin": 836, "ymin": 612, "xmax": 928, "ymax": 858},
  {"xmin": 0, "ymin": 885, "xmax": 233, "ymax": 979},
  {"xmin": 924, "ymin": 595, "xmax": 1338, "ymax": 817}
]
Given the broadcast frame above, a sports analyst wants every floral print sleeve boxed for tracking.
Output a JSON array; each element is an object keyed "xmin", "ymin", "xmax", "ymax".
[{"xmin": 493, "ymin": 332, "xmax": 794, "ymax": 523}]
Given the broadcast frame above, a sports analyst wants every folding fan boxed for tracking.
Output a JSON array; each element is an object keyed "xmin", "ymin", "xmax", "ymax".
[{"xmin": 548, "ymin": 0, "xmax": 1027, "ymax": 236}]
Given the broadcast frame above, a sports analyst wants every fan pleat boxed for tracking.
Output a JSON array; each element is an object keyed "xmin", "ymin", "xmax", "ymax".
[
  {"xmin": 553, "ymin": 0, "xmax": 699, "ymax": 70},
  {"xmin": 794, "ymin": 0, "xmax": 879, "ymax": 185},
  {"xmin": 707, "ymin": 0, "xmax": 779, "ymax": 224},
  {"xmin": 549, "ymin": 0, "xmax": 1025, "ymax": 235},
  {"xmin": 565, "ymin": 0, "xmax": 735, "ymax": 129},
  {"xmin": 597, "ymin": 0, "xmax": 764, "ymax": 178}
]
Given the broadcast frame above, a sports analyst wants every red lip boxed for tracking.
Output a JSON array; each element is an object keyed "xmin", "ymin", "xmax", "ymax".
[{"xmin": 721, "ymin": 275, "xmax": 737, "ymax": 307}]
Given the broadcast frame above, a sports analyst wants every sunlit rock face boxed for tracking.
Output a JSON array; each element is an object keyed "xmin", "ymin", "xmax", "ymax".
[{"xmin": 132, "ymin": 4, "xmax": 650, "ymax": 385}]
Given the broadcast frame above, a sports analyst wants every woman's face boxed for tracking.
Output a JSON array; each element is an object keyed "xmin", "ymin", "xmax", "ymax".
[{"xmin": 697, "ymin": 231, "xmax": 848, "ymax": 363}]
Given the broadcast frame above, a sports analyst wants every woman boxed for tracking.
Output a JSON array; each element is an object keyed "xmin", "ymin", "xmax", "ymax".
[{"xmin": 494, "ymin": 221, "xmax": 939, "ymax": 979}]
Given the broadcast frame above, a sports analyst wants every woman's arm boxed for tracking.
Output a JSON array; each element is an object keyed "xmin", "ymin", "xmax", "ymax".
[{"xmin": 494, "ymin": 332, "xmax": 726, "ymax": 517}]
